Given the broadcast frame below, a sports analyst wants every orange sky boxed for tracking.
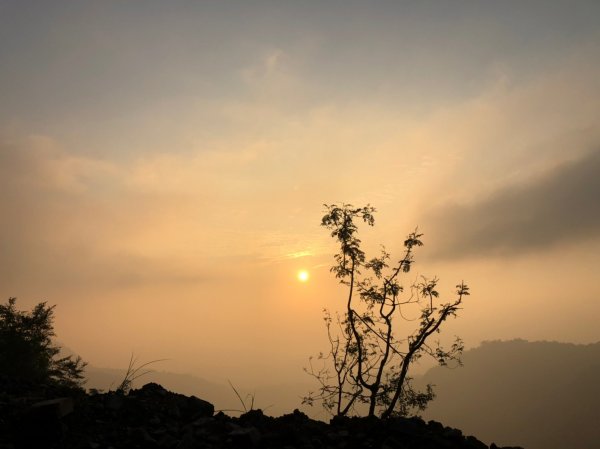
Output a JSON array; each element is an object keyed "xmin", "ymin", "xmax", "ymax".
[{"xmin": 1, "ymin": 1, "xmax": 599, "ymax": 387}]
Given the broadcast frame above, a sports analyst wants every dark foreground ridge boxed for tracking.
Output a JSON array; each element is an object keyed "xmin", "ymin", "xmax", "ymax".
[{"xmin": 1, "ymin": 381, "xmax": 523, "ymax": 449}]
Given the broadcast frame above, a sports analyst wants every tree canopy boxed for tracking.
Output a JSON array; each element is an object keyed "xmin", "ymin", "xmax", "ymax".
[
  {"xmin": 304, "ymin": 204, "xmax": 469, "ymax": 418},
  {"xmin": 0, "ymin": 297, "xmax": 86, "ymax": 389}
]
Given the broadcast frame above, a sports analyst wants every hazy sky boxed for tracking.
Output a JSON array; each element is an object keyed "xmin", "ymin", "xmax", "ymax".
[{"xmin": 1, "ymin": 1, "xmax": 599, "ymax": 386}]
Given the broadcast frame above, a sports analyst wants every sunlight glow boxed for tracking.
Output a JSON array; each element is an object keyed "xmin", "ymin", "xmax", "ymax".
[{"xmin": 297, "ymin": 270, "xmax": 310, "ymax": 282}]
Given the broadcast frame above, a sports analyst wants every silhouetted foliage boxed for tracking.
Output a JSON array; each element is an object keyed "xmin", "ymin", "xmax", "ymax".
[
  {"xmin": 304, "ymin": 204, "xmax": 469, "ymax": 418},
  {"xmin": 0, "ymin": 297, "xmax": 86, "ymax": 389}
]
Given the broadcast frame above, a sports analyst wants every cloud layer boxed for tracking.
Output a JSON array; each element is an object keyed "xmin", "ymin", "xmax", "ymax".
[{"xmin": 426, "ymin": 148, "xmax": 600, "ymax": 258}]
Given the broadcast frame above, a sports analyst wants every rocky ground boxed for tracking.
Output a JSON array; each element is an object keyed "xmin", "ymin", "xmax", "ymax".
[{"xmin": 0, "ymin": 380, "xmax": 524, "ymax": 449}]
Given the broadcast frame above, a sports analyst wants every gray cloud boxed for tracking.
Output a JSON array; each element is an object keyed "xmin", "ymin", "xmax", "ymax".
[{"xmin": 425, "ymin": 148, "xmax": 600, "ymax": 258}]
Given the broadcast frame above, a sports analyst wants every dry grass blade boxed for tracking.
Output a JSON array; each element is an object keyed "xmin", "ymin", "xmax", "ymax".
[{"xmin": 116, "ymin": 353, "xmax": 168, "ymax": 393}]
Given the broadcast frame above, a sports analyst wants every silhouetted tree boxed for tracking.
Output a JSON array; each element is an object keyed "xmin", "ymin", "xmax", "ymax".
[
  {"xmin": 0, "ymin": 297, "xmax": 86, "ymax": 389},
  {"xmin": 304, "ymin": 204, "xmax": 469, "ymax": 418}
]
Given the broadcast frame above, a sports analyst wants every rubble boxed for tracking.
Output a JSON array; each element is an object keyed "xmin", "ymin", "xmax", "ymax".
[{"xmin": 0, "ymin": 381, "xmax": 524, "ymax": 449}]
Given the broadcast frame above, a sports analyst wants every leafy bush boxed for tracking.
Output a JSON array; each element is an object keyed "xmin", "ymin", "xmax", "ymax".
[{"xmin": 0, "ymin": 297, "xmax": 86, "ymax": 389}]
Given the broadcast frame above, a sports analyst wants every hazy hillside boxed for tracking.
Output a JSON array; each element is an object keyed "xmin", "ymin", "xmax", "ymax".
[
  {"xmin": 84, "ymin": 365, "xmax": 241, "ymax": 412},
  {"xmin": 83, "ymin": 364, "xmax": 314, "ymax": 417},
  {"xmin": 420, "ymin": 339, "xmax": 600, "ymax": 449}
]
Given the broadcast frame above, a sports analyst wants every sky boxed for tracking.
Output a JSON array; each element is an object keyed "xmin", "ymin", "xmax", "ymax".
[{"xmin": 1, "ymin": 0, "xmax": 599, "ymax": 387}]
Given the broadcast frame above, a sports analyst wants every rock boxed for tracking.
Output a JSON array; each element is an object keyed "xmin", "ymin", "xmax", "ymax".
[
  {"xmin": 105, "ymin": 393, "xmax": 124, "ymax": 411},
  {"xmin": 229, "ymin": 426, "xmax": 261, "ymax": 447},
  {"xmin": 9, "ymin": 397, "xmax": 74, "ymax": 447},
  {"xmin": 465, "ymin": 435, "xmax": 488, "ymax": 449},
  {"xmin": 137, "ymin": 382, "xmax": 168, "ymax": 397},
  {"xmin": 130, "ymin": 426, "xmax": 158, "ymax": 446},
  {"xmin": 0, "ymin": 382, "xmax": 524, "ymax": 449},
  {"xmin": 184, "ymin": 395, "xmax": 214, "ymax": 418},
  {"xmin": 238, "ymin": 408, "xmax": 266, "ymax": 425},
  {"xmin": 30, "ymin": 397, "xmax": 74, "ymax": 418},
  {"xmin": 491, "ymin": 445, "xmax": 524, "ymax": 449}
]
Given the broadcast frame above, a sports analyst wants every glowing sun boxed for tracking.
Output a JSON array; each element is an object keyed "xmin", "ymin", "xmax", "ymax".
[{"xmin": 297, "ymin": 270, "xmax": 310, "ymax": 282}]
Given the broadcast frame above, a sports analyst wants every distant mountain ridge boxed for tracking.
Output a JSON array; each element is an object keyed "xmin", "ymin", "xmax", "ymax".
[{"xmin": 420, "ymin": 339, "xmax": 600, "ymax": 449}]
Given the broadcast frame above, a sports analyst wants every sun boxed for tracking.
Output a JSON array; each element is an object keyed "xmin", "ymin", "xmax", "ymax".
[{"xmin": 297, "ymin": 270, "xmax": 310, "ymax": 282}]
